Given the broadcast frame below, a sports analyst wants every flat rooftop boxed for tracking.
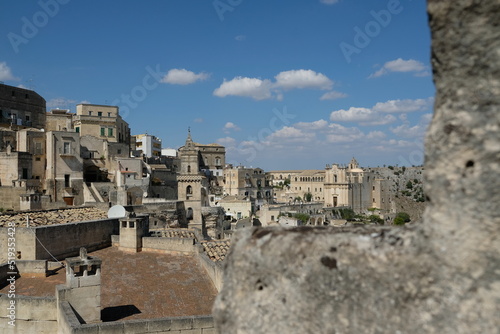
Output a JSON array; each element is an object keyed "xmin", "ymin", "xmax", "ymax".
[{"xmin": 0, "ymin": 247, "xmax": 218, "ymax": 321}]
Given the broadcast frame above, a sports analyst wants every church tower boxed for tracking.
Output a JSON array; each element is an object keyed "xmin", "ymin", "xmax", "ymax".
[{"xmin": 177, "ymin": 129, "xmax": 208, "ymax": 228}]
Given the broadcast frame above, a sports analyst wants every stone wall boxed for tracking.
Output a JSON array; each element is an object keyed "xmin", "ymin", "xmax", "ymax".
[
  {"xmin": 142, "ymin": 237, "xmax": 197, "ymax": 254},
  {"xmin": 197, "ymin": 253, "xmax": 224, "ymax": 292},
  {"xmin": 0, "ymin": 294, "xmax": 58, "ymax": 334},
  {"xmin": 0, "ymin": 187, "xmax": 27, "ymax": 211},
  {"xmin": 0, "ymin": 218, "xmax": 119, "ymax": 262},
  {"xmin": 58, "ymin": 300, "xmax": 215, "ymax": 334},
  {"xmin": 213, "ymin": 1, "xmax": 500, "ymax": 333}
]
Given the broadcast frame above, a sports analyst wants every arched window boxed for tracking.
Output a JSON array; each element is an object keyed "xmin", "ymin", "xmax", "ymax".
[
  {"xmin": 215, "ymin": 157, "xmax": 221, "ymax": 165},
  {"xmin": 186, "ymin": 186, "xmax": 192, "ymax": 199},
  {"xmin": 187, "ymin": 165, "xmax": 191, "ymax": 173}
]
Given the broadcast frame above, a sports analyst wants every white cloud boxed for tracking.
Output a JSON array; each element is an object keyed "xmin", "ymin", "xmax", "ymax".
[
  {"xmin": 80, "ymin": 100, "xmax": 91, "ymax": 104},
  {"xmin": 320, "ymin": 0, "xmax": 340, "ymax": 4},
  {"xmin": 194, "ymin": 118, "xmax": 204, "ymax": 123},
  {"xmin": 267, "ymin": 126, "xmax": 315, "ymax": 143},
  {"xmin": 295, "ymin": 119, "xmax": 329, "ymax": 131},
  {"xmin": 161, "ymin": 68, "xmax": 209, "ymax": 85},
  {"xmin": 390, "ymin": 113, "xmax": 433, "ymax": 138},
  {"xmin": 223, "ymin": 122, "xmax": 241, "ymax": 134},
  {"xmin": 320, "ymin": 91, "xmax": 347, "ymax": 100},
  {"xmin": 326, "ymin": 123, "xmax": 365, "ymax": 143},
  {"xmin": 0, "ymin": 62, "xmax": 18, "ymax": 81},
  {"xmin": 216, "ymin": 137, "xmax": 237, "ymax": 147},
  {"xmin": 369, "ymin": 58, "xmax": 428, "ymax": 78},
  {"xmin": 372, "ymin": 97, "xmax": 434, "ymax": 113},
  {"xmin": 329, "ymin": 107, "xmax": 397, "ymax": 126},
  {"xmin": 274, "ymin": 69, "xmax": 333, "ymax": 90},
  {"xmin": 47, "ymin": 98, "xmax": 77, "ymax": 109},
  {"xmin": 213, "ymin": 77, "xmax": 273, "ymax": 100},
  {"xmin": 214, "ymin": 69, "xmax": 336, "ymax": 101}
]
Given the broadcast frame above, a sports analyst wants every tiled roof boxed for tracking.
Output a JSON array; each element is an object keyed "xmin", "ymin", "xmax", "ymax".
[
  {"xmin": 160, "ymin": 229, "xmax": 196, "ymax": 239},
  {"xmin": 201, "ymin": 240, "xmax": 231, "ymax": 262},
  {"xmin": 0, "ymin": 207, "xmax": 108, "ymax": 227}
]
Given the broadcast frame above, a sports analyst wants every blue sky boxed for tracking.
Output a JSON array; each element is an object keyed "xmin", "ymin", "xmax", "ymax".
[{"xmin": 0, "ymin": 0, "xmax": 434, "ymax": 170}]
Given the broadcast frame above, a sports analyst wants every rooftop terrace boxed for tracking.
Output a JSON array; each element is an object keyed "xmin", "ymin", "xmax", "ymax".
[{"xmin": 0, "ymin": 246, "xmax": 218, "ymax": 321}]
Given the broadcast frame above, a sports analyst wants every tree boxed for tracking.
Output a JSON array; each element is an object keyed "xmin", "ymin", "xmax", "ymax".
[
  {"xmin": 406, "ymin": 181, "xmax": 413, "ymax": 189},
  {"xmin": 294, "ymin": 213, "xmax": 310, "ymax": 225},
  {"xmin": 304, "ymin": 192, "xmax": 313, "ymax": 202},
  {"xmin": 394, "ymin": 212, "xmax": 411, "ymax": 225}
]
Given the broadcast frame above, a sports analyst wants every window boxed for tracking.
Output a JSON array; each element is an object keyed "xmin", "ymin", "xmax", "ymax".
[
  {"xmin": 35, "ymin": 142, "xmax": 43, "ymax": 155},
  {"xmin": 117, "ymin": 149, "xmax": 121, "ymax": 154},
  {"xmin": 22, "ymin": 168, "xmax": 28, "ymax": 179},
  {"xmin": 63, "ymin": 142, "xmax": 71, "ymax": 154},
  {"xmin": 108, "ymin": 112, "xmax": 111, "ymax": 117},
  {"xmin": 98, "ymin": 111, "xmax": 102, "ymax": 117},
  {"xmin": 65, "ymin": 174, "xmax": 70, "ymax": 188},
  {"xmin": 25, "ymin": 115, "xmax": 30, "ymax": 121},
  {"xmin": 215, "ymin": 157, "xmax": 221, "ymax": 165},
  {"xmin": 187, "ymin": 165, "xmax": 191, "ymax": 173},
  {"xmin": 75, "ymin": 127, "xmax": 80, "ymax": 133},
  {"xmin": 100, "ymin": 127, "xmax": 105, "ymax": 136},
  {"xmin": 89, "ymin": 111, "xmax": 93, "ymax": 116},
  {"xmin": 108, "ymin": 128, "xmax": 113, "ymax": 137}
]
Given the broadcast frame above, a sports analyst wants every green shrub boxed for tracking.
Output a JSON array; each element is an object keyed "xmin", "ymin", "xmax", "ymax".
[
  {"xmin": 368, "ymin": 214, "xmax": 384, "ymax": 224},
  {"xmin": 394, "ymin": 212, "xmax": 411, "ymax": 225}
]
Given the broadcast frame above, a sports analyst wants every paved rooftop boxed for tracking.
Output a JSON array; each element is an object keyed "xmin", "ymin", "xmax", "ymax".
[{"xmin": 0, "ymin": 247, "xmax": 218, "ymax": 321}]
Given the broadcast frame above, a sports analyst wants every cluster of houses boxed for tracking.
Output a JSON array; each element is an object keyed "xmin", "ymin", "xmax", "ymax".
[{"xmin": 0, "ymin": 83, "xmax": 393, "ymax": 236}]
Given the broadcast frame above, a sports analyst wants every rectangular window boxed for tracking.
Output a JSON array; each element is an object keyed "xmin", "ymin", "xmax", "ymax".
[
  {"xmin": 101, "ymin": 127, "xmax": 105, "ymax": 136},
  {"xmin": 108, "ymin": 112, "xmax": 111, "ymax": 117},
  {"xmin": 64, "ymin": 174, "xmax": 70, "ymax": 188},
  {"xmin": 98, "ymin": 111, "xmax": 102, "ymax": 117},
  {"xmin": 108, "ymin": 128, "xmax": 113, "ymax": 137},
  {"xmin": 35, "ymin": 142, "xmax": 43, "ymax": 155},
  {"xmin": 89, "ymin": 111, "xmax": 93, "ymax": 116},
  {"xmin": 63, "ymin": 142, "xmax": 71, "ymax": 154},
  {"xmin": 22, "ymin": 168, "xmax": 28, "ymax": 179},
  {"xmin": 75, "ymin": 127, "xmax": 80, "ymax": 133}
]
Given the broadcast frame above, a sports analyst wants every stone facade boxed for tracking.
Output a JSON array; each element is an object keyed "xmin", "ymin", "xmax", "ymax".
[
  {"xmin": 74, "ymin": 104, "xmax": 130, "ymax": 146},
  {"xmin": 0, "ymin": 83, "xmax": 46, "ymax": 130}
]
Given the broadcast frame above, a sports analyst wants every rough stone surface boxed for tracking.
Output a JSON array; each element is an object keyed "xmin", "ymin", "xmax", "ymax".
[{"xmin": 213, "ymin": 1, "xmax": 500, "ymax": 333}]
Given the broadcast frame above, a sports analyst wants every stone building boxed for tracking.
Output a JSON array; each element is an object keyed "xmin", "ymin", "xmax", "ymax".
[
  {"xmin": 45, "ymin": 131, "xmax": 84, "ymax": 206},
  {"xmin": 268, "ymin": 158, "xmax": 392, "ymax": 215},
  {"xmin": 223, "ymin": 165, "xmax": 273, "ymax": 209},
  {"xmin": 177, "ymin": 130, "xmax": 210, "ymax": 228},
  {"xmin": 73, "ymin": 104, "xmax": 130, "ymax": 146},
  {"xmin": 268, "ymin": 169, "xmax": 325, "ymax": 203},
  {"xmin": 0, "ymin": 83, "xmax": 46, "ymax": 130},
  {"xmin": 46, "ymin": 109, "xmax": 73, "ymax": 132}
]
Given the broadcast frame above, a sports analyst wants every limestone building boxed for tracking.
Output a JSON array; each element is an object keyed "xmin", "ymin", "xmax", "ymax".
[
  {"xmin": 73, "ymin": 104, "xmax": 130, "ymax": 146},
  {"xmin": 0, "ymin": 83, "xmax": 46, "ymax": 130},
  {"xmin": 268, "ymin": 158, "xmax": 392, "ymax": 214},
  {"xmin": 223, "ymin": 165, "xmax": 273, "ymax": 210},
  {"xmin": 177, "ymin": 130, "xmax": 210, "ymax": 228},
  {"xmin": 268, "ymin": 170, "xmax": 325, "ymax": 203}
]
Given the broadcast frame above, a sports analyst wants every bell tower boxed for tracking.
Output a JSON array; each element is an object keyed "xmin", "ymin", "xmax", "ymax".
[{"xmin": 177, "ymin": 129, "xmax": 208, "ymax": 228}]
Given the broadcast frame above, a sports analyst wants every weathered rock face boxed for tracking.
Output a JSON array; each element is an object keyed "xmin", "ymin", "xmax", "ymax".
[{"xmin": 213, "ymin": 1, "xmax": 500, "ymax": 333}]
